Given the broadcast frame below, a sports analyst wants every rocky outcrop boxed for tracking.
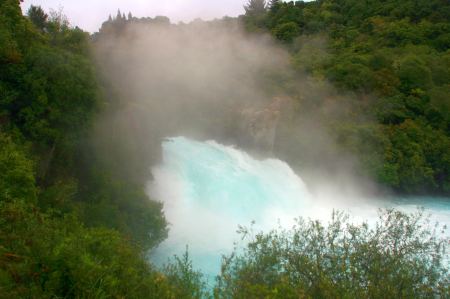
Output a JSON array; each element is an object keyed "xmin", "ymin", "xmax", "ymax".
[{"xmin": 237, "ymin": 97, "xmax": 289, "ymax": 154}]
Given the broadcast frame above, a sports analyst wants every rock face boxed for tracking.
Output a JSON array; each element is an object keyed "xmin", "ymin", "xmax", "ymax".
[{"xmin": 237, "ymin": 97, "xmax": 287, "ymax": 154}]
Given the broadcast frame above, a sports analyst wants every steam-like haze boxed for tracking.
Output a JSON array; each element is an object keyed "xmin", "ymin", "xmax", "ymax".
[
  {"xmin": 92, "ymin": 19, "xmax": 299, "ymax": 181},
  {"xmin": 92, "ymin": 19, "xmax": 450, "ymax": 281},
  {"xmin": 95, "ymin": 20, "xmax": 288, "ymax": 123},
  {"xmin": 93, "ymin": 18, "xmax": 380, "ymax": 193}
]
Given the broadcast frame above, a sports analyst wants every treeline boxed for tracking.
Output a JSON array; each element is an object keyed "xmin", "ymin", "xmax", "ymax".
[{"xmin": 243, "ymin": 0, "xmax": 450, "ymax": 194}]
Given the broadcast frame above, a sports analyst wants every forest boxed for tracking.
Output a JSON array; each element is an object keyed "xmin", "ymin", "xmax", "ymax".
[
  {"xmin": 0, "ymin": 0, "xmax": 449, "ymax": 297},
  {"xmin": 245, "ymin": 0, "xmax": 450, "ymax": 195}
]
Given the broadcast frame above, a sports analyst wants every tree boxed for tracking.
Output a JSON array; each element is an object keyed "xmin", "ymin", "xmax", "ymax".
[
  {"xmin": 272, "ymin": 21, "xmax": 300, "ymax": 42},
  {"xmin": 27, "ymin": 5, "xmax": 48, "ymax": 31},
  {"xmin": 0, "ymin": 202, "xmax": 174, "ymax": 298},
  {"xmin": 48, "ymin": 7, "xmax": 69, "ymax": 30},
  {"xmin": 163, "ymin": 249, "xmax": 209, "ymax": 299},
  {"xmin": 0, "ymin": 134, "xmax": 36, "ymax": 204},
  {"xmin": 397, "ymin": 55, "xmax": 432, "ymax": 92},
  {"xmin": 244, "ymin": 0, "xmax": 267, "ymax": 16},
  {"xmin": 268, "ymin": 0, "xmax": 282, "ymax": 12}
]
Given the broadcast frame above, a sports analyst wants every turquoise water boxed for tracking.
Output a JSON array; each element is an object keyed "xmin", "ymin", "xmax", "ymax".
[{"xmin": 148, "ymin": 137, "xmax": 450, "ymax": 283}]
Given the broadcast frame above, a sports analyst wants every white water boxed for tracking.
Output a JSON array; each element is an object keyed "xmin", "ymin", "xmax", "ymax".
[{"xmin": 148, "ymin": 137, "xmax": 450, "ymax": 281}]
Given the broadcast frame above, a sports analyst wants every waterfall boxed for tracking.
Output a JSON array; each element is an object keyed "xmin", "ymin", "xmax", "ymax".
[{"xmin": 148, "ymin": 136, "xmax": 450, "ymax": 280}]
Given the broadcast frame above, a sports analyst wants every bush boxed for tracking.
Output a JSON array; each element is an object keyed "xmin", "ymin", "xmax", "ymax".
[
  {"xmin": 215, "ymin": 209, "xmax": 449, "ymax": 298},
  {"xmin": 163, "ymin": 249, "xmax": 210, "ymax": 299},
  {"xmin": 0, "ymin": 134, "xmax": 36, "ymax": 204},
  {"xmin": 272, "ymin": 22, "xmax": 300, "ymax": 43},
  {"xmin": 0, "ymin": 201, "xmax": 174, "ymax": 298}
]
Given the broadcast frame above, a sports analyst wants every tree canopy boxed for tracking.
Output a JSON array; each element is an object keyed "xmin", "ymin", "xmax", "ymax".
[{"xmin": 242, "ymin": 0, "xmax": 450, "ymax": 195}]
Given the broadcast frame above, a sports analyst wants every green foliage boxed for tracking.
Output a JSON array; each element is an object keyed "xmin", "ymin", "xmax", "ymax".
[
  {"xmin": 19, "ymin": 45, "xmax": 98, "ymax": 147},
  {"xmin": 272, "ymin": 22, "xmax": 300, "ymax": 43},
  {"xmin": 268, "ymin": 0, "xmax": 281, "ymax": 13},
  {"xmin": 326, "ymin": 58, "xmax": 374, "ymax": 91},
  {"xmin": 0, "ymin": 133, "xmax": 36, "ymax": 204},
  {"xmin": 292, "ymin": 36, "xmax": 331, "ymax": 75},
  {"xmin": 163, "ymin": 249, "xmax": 210, "ymax": 299},
  {"xmin": 1, "ymin": 2, "xmax": 171, "ymax": 298},
  {"xmin": 243, "ymin": 0, "xmax": 450, "ymax": 194},
  {"xmin": 0, "ymin": 0, "xmax": 167, "ymax": 245},
  {"xmin": 386, "ymin": 120, "xmax": 450, "ymax": 193},
  {"xmin": 79, "ymin": 172, "xmax": 168, "ymax": 251},
  {"xmin": 27, "ymin": 5, "xmax": 48, "ymax": 31},
  {"xmin": 215, "ymin": 210, "xmax": 449, "ymax": 298},
  {"xmin": 244, "ymin": 0, "xmax": 267, "ymax": 16},
  {"xmin": 396, "ymin": 55, "xmax": 432, "ymax": 91},
  {"xmin": 0, "ymin": 201, "xmax": 174, "ymax": 298}
]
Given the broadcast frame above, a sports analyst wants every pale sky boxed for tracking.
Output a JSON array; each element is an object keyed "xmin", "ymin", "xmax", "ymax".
[{"xmin": 21, "ymin": 0, "xmax": 248, "ymax": 32}]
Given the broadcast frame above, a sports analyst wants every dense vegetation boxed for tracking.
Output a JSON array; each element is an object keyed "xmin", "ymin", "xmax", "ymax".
[
  {"xmin": 0, "ymin": 1, "xmax": 170, "ymax": 297},
  {"xmin": 0, "ymin": 0, "xmax": 449, "ymax": 298},
  {"xmin": 243, "ymin": 0, "xmax": 450, "ymax": 195},
  {"xmin": 215, "ymin": 210, "xmax": 449, "ymax": 298}
]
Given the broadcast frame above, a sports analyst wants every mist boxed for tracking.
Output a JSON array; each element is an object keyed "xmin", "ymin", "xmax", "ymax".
[
  {"xmin": 94, "ymin": 19, "xmax": 287, "ymax": 136},
  {"xmin": 93, "ymin": 18, "xmax": 379, "ymax": 195},
  {"xmin": 90, "ymin": 17, "xmax": 450, "ymax": 282},
  {"xmin": 92, "ymin": 19, "xmax": 300, "ymax": 181},
  {"xmin": 90, "ymin": 17, "xmax": 379, "ymax": 267}
]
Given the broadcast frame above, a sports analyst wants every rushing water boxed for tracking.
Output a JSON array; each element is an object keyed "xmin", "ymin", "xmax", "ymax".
[{"xmin": 148, "ymin": 137, "xmax": 450, "ymax": 282}]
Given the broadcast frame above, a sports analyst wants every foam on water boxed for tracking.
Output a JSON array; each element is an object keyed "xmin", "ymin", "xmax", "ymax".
[{"xmin": 148, "ymin": 136, "xmax": 450, "ymax": 281}]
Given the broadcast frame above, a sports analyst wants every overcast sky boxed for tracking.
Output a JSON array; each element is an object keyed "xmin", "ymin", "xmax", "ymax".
[{"xmin": 21, "ymin": 0, "xmax": 248, "ymax": 32}]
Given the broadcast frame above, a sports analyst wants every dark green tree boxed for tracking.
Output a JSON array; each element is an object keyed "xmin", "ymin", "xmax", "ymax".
[
  {"xmin": 268, "ymin": 0, "xmax": 282, "ymax": 12},
  {"xmin": 27, "ymin": 5, "xmax": 48, "ymax": 31},
  {"xmin": 244, "ymin": 0, "xmax": 267, "ymax": 16},
  {"xmin": 163, "ymin": 249, "xmax": 209, "ymax": 299},
  {"xmin": 272, "ymin": 21, "xmax": 300, "ymax": 42}
]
